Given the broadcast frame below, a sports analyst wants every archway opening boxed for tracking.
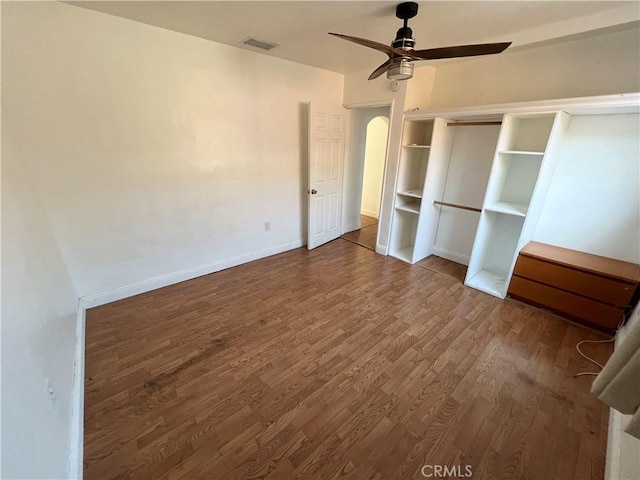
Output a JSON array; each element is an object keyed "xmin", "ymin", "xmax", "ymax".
[{"xmin": 361, "ymin": 115, "xmax": 389, "ymax": 221}]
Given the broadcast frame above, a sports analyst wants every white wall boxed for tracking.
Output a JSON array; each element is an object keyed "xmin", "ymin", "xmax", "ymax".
[
  {"xmin": 3, "ymin": 1, "xmax": 343, "ymax": 300},
  {"xmin": 343, "ymin": 71, "xmax": 407, "ymax": 252},
  {"xmin": 425, "ymin": 27, "xmax": 640, "ymax": 109},
  {"xmin": 360, "ymin": 116, "xmax": 389, "ymax": 218},
  {"xmin": 2, "ymin": 1, "xmax": 343, "ymax": 477},
  {"xmin": 404, "ymin": 66, "xmax": 435, "ymax": 112},
  {"xmin": 533, "ymin": 113, "xmax": 639, "ymax": 263},
  {"xmin": 433, "ymin": 124, "xmax": 501, "ymax": 264},
  {"xmin": 1, "ymin": 128, "xmax": 79, "ymax": 477}
]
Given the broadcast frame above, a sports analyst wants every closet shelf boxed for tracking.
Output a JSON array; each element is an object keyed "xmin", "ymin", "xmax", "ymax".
[
  {"xmin": 397, "ymin": 189, "xmax": 423, "ymax": 199},
  {"xmin": 392, "ymin": 246, "xmax": 413, "ymax": 263},
  {"xmin": 403, "ymin": 144, "xmax": 431, "ymax": 149},
  {"xmin": 498, "ymin": 150, "xmax": 545, "ymax": 156},
  {"xmin": 485, "ymin": 201, "xmax": 528, "ymax": 217},
  {"xmin": 466, "ymin": 269, "xmax": 508, "ymax": 298},
  {"xmin": 396, "ymin": 203, "xmax": 421, "ymax": 214}
]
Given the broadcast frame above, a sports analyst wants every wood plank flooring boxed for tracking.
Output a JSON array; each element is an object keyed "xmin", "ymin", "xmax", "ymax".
[
  {"xmin": 341, "ymin": 215, "xmax": 378, "ymax": 251},
  {"xmin": 416, "ymin": 255, "xmax": 468, "ymax": 284},
  {"xmin": 84, "ymin": 239, "xmax": 612, "ymax": 480}
]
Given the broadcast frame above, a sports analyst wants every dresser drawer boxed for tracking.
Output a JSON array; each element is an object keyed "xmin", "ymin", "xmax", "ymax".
[
  {"xmin": 509, "ymin": 276, "xmax": 623, "ymax": 331},
  {"xmin": 514, "ymin": 254, "xmax": 635, "ymax": 307}
]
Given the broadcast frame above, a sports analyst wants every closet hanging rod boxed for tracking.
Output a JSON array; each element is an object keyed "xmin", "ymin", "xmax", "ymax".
[
  {"xmin": 433, "ymin": 200, "xmax": 481, "ymax": 213},
  {"xmin": 446, "ymin": 121, "xmax": 502, "ymax": 127}
]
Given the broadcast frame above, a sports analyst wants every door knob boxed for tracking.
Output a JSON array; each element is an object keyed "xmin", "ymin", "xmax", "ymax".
[{"xmin": 311, "ymin": 189, "xmax": 317, "ymax": 195}]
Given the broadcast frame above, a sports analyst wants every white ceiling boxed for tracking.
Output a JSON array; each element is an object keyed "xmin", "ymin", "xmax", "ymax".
[{"xmin": 67, "ymin": 1, "xmax": 640, "ymax": 75}]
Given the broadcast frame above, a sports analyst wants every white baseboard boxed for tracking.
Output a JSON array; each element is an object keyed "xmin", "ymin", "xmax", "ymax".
[
  {"xmin": 360, "ymin": 209, "xmax": 379, "ymax": 219},
  {"xmin": 431, "ymin": 246, "xmax": 470, "ymax": 266},
  {"xmin": 81, "ymin": 240, "xmax": 304, "ymax": 308},
  {"xmin": 342, "ymin": 222, "xmax": 360, "ymax": 235},
  {"xmin": 375, "ymin": 243, "xmax": 388, "ymax": 255},
  {"xmin": 69, "ymin": 304, "xmax": 86, "ymax": 480}
]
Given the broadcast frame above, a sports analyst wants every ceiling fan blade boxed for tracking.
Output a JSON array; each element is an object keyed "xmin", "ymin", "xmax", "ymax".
[
  {"xmin": 329, "ymin": 33, "xmax": 404, "ymax": 58},
  {"xmin": 368, "ymin": 59, "xmax": 393, "ymax": 80},
  {"xmin": 408, "ymin": 42, "xmax": 512, "ymax": 61}
]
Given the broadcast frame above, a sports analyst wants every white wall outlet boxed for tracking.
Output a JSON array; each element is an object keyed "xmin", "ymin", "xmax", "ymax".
[{"xmin": 264, "ymin": 222, "xmax": 271, "ymax": 232}]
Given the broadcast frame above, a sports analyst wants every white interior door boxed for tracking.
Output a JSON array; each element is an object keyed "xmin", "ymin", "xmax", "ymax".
[{"xmin": 308, "ymin": 103, "xmax": 348, "ymax": 250}]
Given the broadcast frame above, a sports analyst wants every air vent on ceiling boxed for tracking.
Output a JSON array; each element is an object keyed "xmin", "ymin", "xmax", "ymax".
[{"xmin": 241, "ymin": 37, "xmax": 279, "ymax": 51}]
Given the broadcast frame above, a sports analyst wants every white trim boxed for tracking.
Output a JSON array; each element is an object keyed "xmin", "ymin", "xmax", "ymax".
[
  {"xmin": 404, "ymin": 93, "xmax": 640, "ymax": 119},
  {"xmin": 375, "ymin": 243, "xmax": 388, "ymax": 255},
  {"xmin": 339, "ymin": 105, "xmax": 352, "ymax": 238},
  {"xmin": 377, "ymin": 99, "xmax": 397, "ymax": 257},
  {"xmin": 344, "ymin": 99, "xmax": 393, "ymax": 109},
  {"xmin": 69, "ymin": 304, "xmax": 86, "ymax": 480},
  {"xmin": 81, "ymin": 239, "xmax": 304, "ymax": 308},
  {"xmin": 360, "ymin": 208, "xmax": 379, "ymax": 219},
  {"xmin": 431, "ymin": 246, "xmax": 470, "ymax": 266},
  {"xmin": 342, "ymin": 221, "xmax": 360, "ymax": 235}
]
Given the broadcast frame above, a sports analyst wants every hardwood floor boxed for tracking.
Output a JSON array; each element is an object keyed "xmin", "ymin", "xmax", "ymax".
[
  {"xmin": 341, "ymin": 215, "xmax": 378, "ymax": 251},
  {"xmin": 84, "ymin": 239, "xmax": 612, "ymax": 480},
  {"xmin": 416, "ymin": 255, "xmax": 468, "ymax": 283}
]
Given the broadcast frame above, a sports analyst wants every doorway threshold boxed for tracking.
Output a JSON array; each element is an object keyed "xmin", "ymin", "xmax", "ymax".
[{"xmin": 341, "ymin": 215, "xmax": 377, "ymax": 251}]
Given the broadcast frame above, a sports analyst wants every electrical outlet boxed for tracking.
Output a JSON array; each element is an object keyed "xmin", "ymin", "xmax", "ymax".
[
  {"xmin": 264, "ymin": 222, "xmax": 271, "ymax": 232},
  {"xmin": 46, "ymin": 379, "xmax": 57, "ymax": 410}
]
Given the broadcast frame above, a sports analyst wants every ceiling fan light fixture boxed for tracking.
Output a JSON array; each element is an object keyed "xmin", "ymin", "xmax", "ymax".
[
  {"xmin": 387, "ymin": 57, "xmax": 414, "ymax": 80},
  {"xmin": 329, "ymin": 2, "xmax": 511, "ymax": 82}
]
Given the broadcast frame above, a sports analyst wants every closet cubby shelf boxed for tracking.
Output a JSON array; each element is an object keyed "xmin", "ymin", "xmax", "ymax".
[
  {"xmin": 466, "ymin": 269, "xmax": 508, "ymax": 297},
  {"xmin": 394, "ymin": 246, "xmax": 414, "ymax": 263},
  {"xmin": 397, "ymin": 189, "xmax": 423, "ymax": 199},
  {"xmin": 498, "ymin": 150, "xmax": 545, "ymax": 156},
  {"xmin": 485, "ymin": 201, "xmax": 528, "ymax": 217},
  {"xmin": 396, "ymin": 203, "xmax": 421, "ymax": 214},
  {"xmin": 390, "ymin": 117, "xmax": 434, "ymax": 264}
]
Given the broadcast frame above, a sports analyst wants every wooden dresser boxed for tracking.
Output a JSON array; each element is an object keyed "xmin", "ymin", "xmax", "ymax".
[{"xmin": 508, "ymin": 242, "xmax": 640, "ymax": 333}]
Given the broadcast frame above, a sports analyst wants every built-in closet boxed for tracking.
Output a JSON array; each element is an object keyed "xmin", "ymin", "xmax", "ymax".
[
  {"xmin": 465, "ymin": 112, "xmax": 569, "ymax": 297},
  {"xmin": 388, "ymin": 118, "xmax": 500, "ymax": 264},
  {"xmin": 387, "ymin": 94, "xmax": 639, "ymax": 299}
]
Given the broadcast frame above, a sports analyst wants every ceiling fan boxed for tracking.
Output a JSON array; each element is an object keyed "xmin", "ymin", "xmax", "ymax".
[{"xmin": 329, "ymin": 2, "xmax": 511, "ymax": 81}]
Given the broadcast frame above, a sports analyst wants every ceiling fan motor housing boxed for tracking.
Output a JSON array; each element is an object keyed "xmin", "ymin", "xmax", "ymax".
[
  {"xmin": 393, "ymin": 27, "xmax": 415, "ymax": 50},
  {"xmin": 393, "ymin": 2, "xmax": 418, "ymax": 50}
]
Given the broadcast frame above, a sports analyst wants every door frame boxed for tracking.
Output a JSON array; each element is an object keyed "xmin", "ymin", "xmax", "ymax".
[{"xmin": 341, "ymin": 99, "xmax": 396, "ymax": 253}]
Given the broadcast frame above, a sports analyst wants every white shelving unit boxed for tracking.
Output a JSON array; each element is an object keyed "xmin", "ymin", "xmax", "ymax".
[
  {"xmin": 497, "ymin": 150, "xmax": 545, "ymax": 156},
  {"xmin": 395, "ymin": 203, "xmax": 421, "ymax": 214},
  {"xmin": 465, "ymin": 112, "xmax": 571, "ymax": 298},
  {"xmin": 397, "ymin": 188, "xmax": 423, "ymax": 198},
  {"xmin": 389, "ymin": 119, "xmax": 436, "ymax": 264},
  {"xmin": 485, "ymin": 201, "xmax": 528, "ymax": 217}
]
